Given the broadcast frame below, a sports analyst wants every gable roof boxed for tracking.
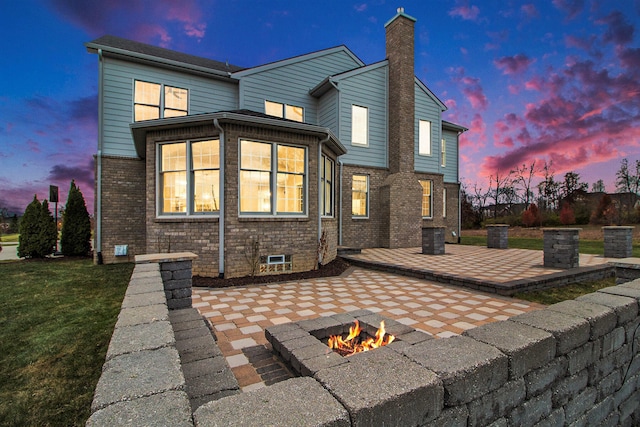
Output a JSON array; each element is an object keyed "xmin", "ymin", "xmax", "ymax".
[
  {"xmin": 85, "ymin": 35, "xmax": 244, "ymax": 79},
  {"xmin": 231, "ymin": 45, "xmax": 364, "ymax": 78}
]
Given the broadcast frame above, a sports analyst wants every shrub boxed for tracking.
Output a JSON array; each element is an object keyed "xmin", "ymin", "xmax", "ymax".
[
  {"xmin": 61, "ymin": 180, "xmax": 92, "ymax": 256},
  {"xmin": 522, "ymin": 204, "xmax": 542, "ymax": 227},
  {"xmin": 590, "ymin": 194, "xmax": 617, "ymax": 225},
  {"xmin": 17, "ymin": 195, "xmax": 57, "ymax": 258},
  {"xmin": 559, "ymin": 202, "xmax": 576, "ymax": 225}
]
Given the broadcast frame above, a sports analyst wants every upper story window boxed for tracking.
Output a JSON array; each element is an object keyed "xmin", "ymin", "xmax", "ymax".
[
  {"xmin": 135, "ymin": 80, "xmax": 188, "ymax": 122},
  {"xmin": 321, "ymin": 155, "xmax": 334, "ymax": 217},
  {"xmin": 351, "ymin": 105, "xmax": 368, "ymax": 146},
  {"xmin": 419, "ymin": 179, "xmax": 432, "ymax": 218},
  {"xmin": 441, "ymin": 138, "xmax": 447, "ymax": 167},
  {"xmin": 419, "ymin": 120, "xmax": 431, "ymax": 155},
  {"xmin": 265, "ymin": 100, "xmax": 304, "ymax": 122},
  {"xmin": 239, "ymin": 139, "xmax": 306, "ymax": 216},
  {"xmin": 352, "ymin": 174, "xmax": 369, "ymax": 218},
  {"xmin": 158, "ymin": 139, "xmax": 219, "ymax": 215}
]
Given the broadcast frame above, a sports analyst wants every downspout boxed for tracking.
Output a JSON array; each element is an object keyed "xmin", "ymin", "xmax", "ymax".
[
  {"xmin": 338, "ymin": 160, "xmax": 343, "ymax": 246},
  {"xmin": 457, "ymin": 131, "xmax": 462, "ymax": 244},
  {"xmin": 96, "ymin": 49, "xmax": 104, "ymax": 264},
  {"xmin": 318, "ymin": 133, "xmax": 330, "ymax": 265},
  {"xmin": 213, "ymin": 119, "xmax": 225, "ymax": 277}
]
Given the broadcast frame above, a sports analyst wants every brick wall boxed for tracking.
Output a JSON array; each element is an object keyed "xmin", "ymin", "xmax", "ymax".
[
  {"xmin": 96, "ymin": 155, "xmax": 146, "ymax": 265},
  {"xmin": 144, "ymin": 122, "xmax": 339, "ymax": 278}
]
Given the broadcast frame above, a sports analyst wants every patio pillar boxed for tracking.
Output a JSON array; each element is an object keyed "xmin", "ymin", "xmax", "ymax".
[
  {"xmin": 603, "ymin": 226, "xmax": 633, "ymax": 258},
  {"xmin": 422, "ymin": 227, "xmax": 445, "ymax": 255},
  {"xmin": 543, "ymin": 228, "xmax": 580, "ymax": 269},
  {"xmin": 486, "ymin": 224, "xmax": 509, "ymax": 249}
]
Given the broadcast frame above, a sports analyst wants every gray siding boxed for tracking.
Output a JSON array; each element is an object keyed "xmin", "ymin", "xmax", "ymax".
[
  {"xmin": 338, "ymin": 65, "xmax": 388, "ymax": 168},
  {"xmin": 442, "ymin": 129, "xmax": 459, "ymax": 183},
  {"xmin": 318, "ymin": 88, "xmax": 339, "ymax": 133},
  {"xmin": 101, "ymin": 57, "xmax": 238, "ymax": 157},
  {"xmin": 237, "ymin": 50, "xmax": 360, "ymax": 125},
  {"xmin": 414, "ymin": 83, "xmax": 442, "ymax": 173}
]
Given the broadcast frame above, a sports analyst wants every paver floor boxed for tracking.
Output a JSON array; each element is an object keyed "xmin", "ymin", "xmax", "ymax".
[{"xmin": 193, "ymin": 263, "xmax": 546, "ymax": 391}]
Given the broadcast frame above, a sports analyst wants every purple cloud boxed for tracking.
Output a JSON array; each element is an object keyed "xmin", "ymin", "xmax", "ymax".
[
  {"xmin": 552, "ymin": 0, "xmax": 585, "ymax": 20},
  {"xmin": 596, "ymin": 11, "xmax": 635, "ymax": 46},
  {"xmin": 449, "ymin": 2, "xmax": 481, "ymax": 22},
  {"xmin": 494, "ymin": 54, "xmax": 534, "ymax": 75}
]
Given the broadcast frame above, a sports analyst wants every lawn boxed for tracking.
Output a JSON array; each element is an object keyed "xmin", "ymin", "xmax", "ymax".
[{"xmin": 0, "ymin": 258, "xmax": 133, "ymax": 426}]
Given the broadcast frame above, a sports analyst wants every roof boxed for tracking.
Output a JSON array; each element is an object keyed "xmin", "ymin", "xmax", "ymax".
[
  {"xmin": 85, "ymin": 35, "xmax": 244, "ymax": 78},
  {"xmin": 129, "ymin": 110, "xmax": 347, "ymax": 158},
  {"xmin": 442, "ymin": 120, "xmax": 468, "ymax": 133}
]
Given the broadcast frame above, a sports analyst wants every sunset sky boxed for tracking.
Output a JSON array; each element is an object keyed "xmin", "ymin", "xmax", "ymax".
[{"xmin": 1, "ymin": 0, "xmax": 639, "ymax": 215}]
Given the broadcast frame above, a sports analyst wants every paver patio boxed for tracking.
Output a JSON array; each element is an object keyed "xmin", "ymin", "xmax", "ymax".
[{"xmin": 191, "ymin": 245, "xmax": 614, "ymax": 391}]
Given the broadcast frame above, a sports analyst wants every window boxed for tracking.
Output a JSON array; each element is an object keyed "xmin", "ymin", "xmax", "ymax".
[
  {"xmin": 134, "ymin": 80, "xmax": 188, "ymax": 122},
  {"xmin": 265, "ymin": 100, "xmax": 304, "ymax": 122},
  {"xmin": 441, "ymin": 138, "xmax": 446, "ymax": 167},
  {"xmin": 419, "ymin": 180, "xmax": 432, "ymax": 218},
  {"xmin": 321, "ymin": 155, "xmax": 334, "ymax": 216},
  {"xmin": 443, "ymin": 188, "xmax": 447, "ymax": 218},
  {"xmin": 240, "ymin": 139, "xmax": 306, "ymax": 215},
  {"xmin": 351, "ymin": 105, "xmax": 368, "ymax": 146},
  {"xmin": 158, "ymin": 139, "xmax": 219, "ymax": 215},
  {"xmin": 419, "ymin": 120, "xmax": 431, "ymax": 155},
  {"xmin": 352, "ymin": 174, "xmax": 369, "ymax": 217}
]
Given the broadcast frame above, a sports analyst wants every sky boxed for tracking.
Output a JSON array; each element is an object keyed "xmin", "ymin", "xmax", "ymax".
[{"xmin": 1, "ymin": 0, "xmax": 639, "ymax": 215}]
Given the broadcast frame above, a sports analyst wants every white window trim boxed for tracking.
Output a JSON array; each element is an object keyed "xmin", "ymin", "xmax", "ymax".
[
  {"xmin": 264, "ymin": 100, "xmax": 304, "ymax": 122},
  {"xmin": 441, "ymin": 138, "xmax": 447, "ymax": 167},
  {"xmin": 419, "ymin": 120, "xmax": 431, "ymax": 156},
  {"xmin": 156, "ymin": 139, "xmax": 220, "ymax": 218},
  {"xmin": 443, "ymin": 188, "xmax": 447, "ymax": 218},
  {"xmin": 420, "ymin": 179, "xmax": 433, "ymax": 219},
  {"xmin": 238, "ymin": 138, "xmax": 308, "ymax": 218},
  {"xmin": 321, "ymin": 154, "xmax": 334, "ymax": 218},
  {"xmin": 134, "ymin": 80, "xmax": 189, "ymax": 122},
  {"xmin": 351, "ymin": 105, "xmax": 369, "ymax": 147},
  {"xmin": 351, "ymin": 174, "xmax": 369, "ymax": 219}
]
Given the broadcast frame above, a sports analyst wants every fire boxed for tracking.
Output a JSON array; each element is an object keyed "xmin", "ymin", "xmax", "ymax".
[{"xmin": 327, "ymin": 320, "xmax": 395, "ymax": 356}]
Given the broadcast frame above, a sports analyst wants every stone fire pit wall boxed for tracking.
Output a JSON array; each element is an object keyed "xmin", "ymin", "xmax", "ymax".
[
  {"xmin": 604, "ymin": 226, "xmax": 634, "ymax": 258},
  {"xmin": 195, "ymin": 282, "xmax": 640, "ymax": 426}
]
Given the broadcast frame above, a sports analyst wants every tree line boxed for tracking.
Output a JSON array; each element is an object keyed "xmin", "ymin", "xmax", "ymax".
[
  {"xmin": 4, "ymin": 180, "xmax": 92, "ymax": 258},
  {"xmin": 462, "ymin": 158, "xmax": 640, "ymax": 229}
]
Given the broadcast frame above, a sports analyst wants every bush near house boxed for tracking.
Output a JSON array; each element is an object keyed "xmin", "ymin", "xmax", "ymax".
[{"xmin": 61, "ymin": 180, "xmax": 92, "ymax": 256}]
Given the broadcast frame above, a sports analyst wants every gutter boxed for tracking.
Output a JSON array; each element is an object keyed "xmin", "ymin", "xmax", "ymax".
[
  {"xmin": 96, "ymin": 49, "xmax": 104, "ymax": 264},
  {"xmin": 213, "ymin": 119, "xmax": 225, "ymax": 277}
]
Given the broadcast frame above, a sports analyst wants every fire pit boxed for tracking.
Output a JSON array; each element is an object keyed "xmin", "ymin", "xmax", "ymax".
[{"xmin": 265, "ymin": 309, "xmax": 430, "ymax": 377}]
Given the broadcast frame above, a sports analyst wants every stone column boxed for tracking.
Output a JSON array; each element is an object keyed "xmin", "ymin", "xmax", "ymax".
[
  {"xmin": 487, "ymin": 224, "xmax": 509, "ymax": 249},
  {"xmin": 422, "ymin": 227, "xmax": 445, "ymax": 255},
  {"xmin": 135, "ymin": 252, "xmax": 198, "ymax": 310},
  {"xmin": 543, "ymin": 228, "xmax": 580, "ymax": 269},
  {"xmin": 603, "ymin": 226, "xmax": 633, "ymax": 258}
]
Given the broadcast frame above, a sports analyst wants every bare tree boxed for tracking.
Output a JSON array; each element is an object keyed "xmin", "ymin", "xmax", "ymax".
[
  {"xmin": 512, "ymin": 161, "xmax": 540, "ymax": 209},
  {"xmin": 488, "ymin": 170, "xmax": 513, "ymax": 218},
  {"xmin": 537, "ymin": 160, "xmax": 560, "ymax": 211},
  {"xmin": 471, "ymin": 182, "xmax": 490, "ymax": 220}
]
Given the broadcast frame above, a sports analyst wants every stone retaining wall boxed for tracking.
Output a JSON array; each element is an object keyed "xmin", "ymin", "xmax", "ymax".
[
  {"xmin": 89, "ymin": 255, "xmax": 640, "ymax": 426},
  {"xmin": 195, "ymin": 280, "xmax": 640, "ymax": 426}
]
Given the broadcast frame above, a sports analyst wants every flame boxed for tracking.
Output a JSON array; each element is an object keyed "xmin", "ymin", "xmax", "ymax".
[{"xmin": 327, "ymin": 320, "xmax": 395, "ymax": 356}]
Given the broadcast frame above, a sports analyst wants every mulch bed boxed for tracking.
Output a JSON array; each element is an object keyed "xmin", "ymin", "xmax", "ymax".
[{"xmin": 193, "ymin": 257, "xmax": 351, "ymax": 288}]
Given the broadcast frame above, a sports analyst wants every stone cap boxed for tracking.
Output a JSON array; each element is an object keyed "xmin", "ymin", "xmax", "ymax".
[
  {"xmin": 135, "ymin": 252, "xmax": 198, "ymax": 264},
  {"xmin": 486, "ymin": 224, "xmax": 509, "ymax": 227},
  {"xmin": 542, "ymin": 228, "xmax": 582, "ymax": 232},
  {"xmin": 602, "ymin": 226, "xmax": 634, "ymax": 229}
]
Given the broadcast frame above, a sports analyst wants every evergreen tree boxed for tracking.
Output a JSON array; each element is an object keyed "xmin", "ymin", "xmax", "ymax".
[
  {"xmin": 17, "ymin": 195, "xmax": 56, "ymax": 258},
  {"xmin": 61, "ymin": 180, "xmax": 92, "ymax": 256}
]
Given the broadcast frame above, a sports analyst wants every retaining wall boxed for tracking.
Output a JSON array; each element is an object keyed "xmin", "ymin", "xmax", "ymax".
[{"xmin": 89, "ymin": 256, "xmax": 640, "ymax": 426}]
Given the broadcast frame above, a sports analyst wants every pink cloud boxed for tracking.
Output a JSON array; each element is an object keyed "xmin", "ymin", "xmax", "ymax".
[
  {"xmin": 449, "ymin": 3, "xmax": 481, "ymax": 21},
  {"xmin": 354, "ymin": 3, "xmax": 367, "ymax": 12},
  {"xmin": 26, "ymin": 140, "xmax": 41, "ymax": 153},
  {"xmin": 460, "ymin": 76, "xmax": 488, "ymax": 110},
  {"xmin": 494, "ymin": 54, "xmax": 534, "ymax": 75}
]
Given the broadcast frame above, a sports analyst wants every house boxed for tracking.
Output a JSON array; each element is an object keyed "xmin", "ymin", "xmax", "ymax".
[{"xmin": 86, "ymin": 8, "xmax": 466, "ymax": 278}]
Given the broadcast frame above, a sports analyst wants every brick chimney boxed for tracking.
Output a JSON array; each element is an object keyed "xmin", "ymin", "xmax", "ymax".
[
  {"xmin": 380, "ymin": 8, "xmax": 423, "ymax": 249},
  {"xmin": 386, "ymin": 7, "xmax": 416, "ymax": 174}
]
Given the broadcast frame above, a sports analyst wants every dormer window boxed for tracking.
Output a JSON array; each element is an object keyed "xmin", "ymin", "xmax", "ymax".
[{"xmin": 265, "ymin": 100, "xmax": 304, "ymax": 122}]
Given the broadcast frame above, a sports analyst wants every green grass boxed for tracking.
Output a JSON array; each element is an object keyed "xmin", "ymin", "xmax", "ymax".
[
  {"xmin": 514, "ymin": 277, "xmax": 616, "ymax": 305},
  {"xmin": 1, "ymin": 233, "xmax": 19, "ymax": 243},
  {"xmin": 460, "ymin": 236, "xmax": 640, "ymax": 257},
  {"xmin": 0, "ymin": 258, "xmax": 133, "ymax": 426}
]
